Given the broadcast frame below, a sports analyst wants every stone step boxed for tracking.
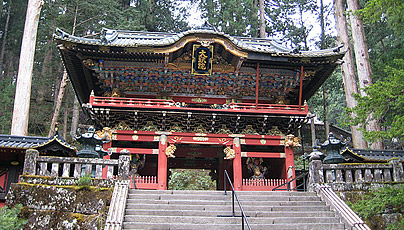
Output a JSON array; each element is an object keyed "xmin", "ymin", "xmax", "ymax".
[
  {"xmin": 124, "ymin": 215, "xmax": 341, "ymax": 225},
  {"xmin": 125, "ymin": 203, "xmax": 330, "ymax": 212},
  {"xmin": 123, "ymin": 190, "xmax": 345, "ymax": 230},
  {"xmin": 127, "ymin": 194, "xmax": 321, "ymax": 201},
  {"xmin": 126, "ymin": 198, "xmax": 326, "ymax": 207},
  {"xmin": 124, "ymin": 209, "xmax": 337, "ymax": 218},
  {"xmin": 129, "ymin": 189, "xmax": 317, "ymax": 197},
  {"xmin": 123, "ymin": 222, "xmax": 345, "ymax": 230}
]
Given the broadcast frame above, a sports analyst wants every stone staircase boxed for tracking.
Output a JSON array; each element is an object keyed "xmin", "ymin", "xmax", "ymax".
[{"xmin": 123, "ymin": 189, "xmax": 345, "ymax": 230}]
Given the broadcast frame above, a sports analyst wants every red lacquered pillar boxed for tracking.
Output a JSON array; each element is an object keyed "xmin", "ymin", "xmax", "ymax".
[
  {"xmin": 157, "ymin": 135, "xmax": 168, "ymax": 190},
  {"xmin": 233, "ymin": 137, "xmax": 242, "ymax": 191}
]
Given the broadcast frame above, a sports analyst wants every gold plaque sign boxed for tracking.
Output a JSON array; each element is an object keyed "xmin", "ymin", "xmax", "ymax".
[{"xmin": 192, "ymin": 45, "xmax": 213, "ymax": 75}]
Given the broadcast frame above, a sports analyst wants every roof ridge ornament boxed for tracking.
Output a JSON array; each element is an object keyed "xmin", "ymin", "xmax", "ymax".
[{"xmin": 194, "ymin": 21, "xmax": 218, "ymax": 32}]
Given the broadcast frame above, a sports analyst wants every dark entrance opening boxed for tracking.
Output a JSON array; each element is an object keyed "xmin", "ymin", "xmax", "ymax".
[{"xmin": 167, "ymin": 143, "xmax": 230, "ymax": 190}]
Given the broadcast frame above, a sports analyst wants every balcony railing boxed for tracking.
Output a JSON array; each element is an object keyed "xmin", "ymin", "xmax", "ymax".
[
  {"xmin": 242, "ymin": 178, "xmax": 287, "ymax": 191},
  {"xmin": 89, "ymin": 96, "xmax": 308, "ymax": 115},
  {"xmin": 131, "ymin": 175, "xmax": 158, "ymax": 189}
]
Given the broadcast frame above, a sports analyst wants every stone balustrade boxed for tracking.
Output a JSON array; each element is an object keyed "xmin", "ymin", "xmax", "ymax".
[
  {"xmin": 309, "ymin": 159, "xmax": 404, "ymax": 191},
  {"xmin": 23, "ymin": 149, "xmax": 130, "ymax": 180}
]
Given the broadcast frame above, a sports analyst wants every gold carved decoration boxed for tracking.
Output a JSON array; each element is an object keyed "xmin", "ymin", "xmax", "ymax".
[
  {"xmin": 218, "ymin": 125, "xmax": 232, "ymax": 134},
  {"xmin": 141, "ymin": 121, "xmax": 158, "ymax": 131},
  {"xmin": 113, "ymin": 121, "xmax": 131, "ymax": 130},
  {"xmin": 193, "ymin": 137, "xmax": 209, "ymax": 142},
  {"xmin": 285, "ymin": 134, "xmax": 301, "ymax": 148},
  {"xmin": 224, "ymin": 146, "xmax": 236, "ymax": 160},
  {"xmin": 165, "ymin": 144, "xmax": 177, "ymax": 158},
  {"xmin": 267, "ymin": 126, "xmax": 284, "ymax": 136},
  {"xmin": 197, "ymin": 38, "xmax": 214, "ymax": 47},
  {"xmin": 152, "ymin": 36, "xmax": 248, "ymax": 58},
  {"xmin": 193, "ymin": 124, "xmax": 208, "ymax": 133},
  {"xmin": 191, "ymin": 98, "xmax": 208, "ymax": 103},
  {"xmin": 95, "ymin": 127, "xmax": 112, "ymax": 142},
  {"xmin": 82, "ymin": 59, "xmax": 97, "ymax": 69},
  {"xmin": 241, "ymin": 125, "xmax": 259, "ymax": 135},
  {"xmin": 275, "ymin": 96, "xmax": 290, "ymax": 105}
]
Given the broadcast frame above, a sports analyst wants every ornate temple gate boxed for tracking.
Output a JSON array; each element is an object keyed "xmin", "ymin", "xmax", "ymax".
[
  {"xmin": 104, "ymin": 130, "xmax": 294, "ymax": 191},
  {"xmin": 54, "ymin": 27, "xmax": 344, "ymax": 191}
]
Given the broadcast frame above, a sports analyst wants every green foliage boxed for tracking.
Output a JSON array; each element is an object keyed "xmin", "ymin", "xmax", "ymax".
[
  {"xmin": 0, "ymin": 78, "xmax": 15, "ymax": 134},
  {"xmin": 349, "ymin": 185, "xmax": 404, "ymax": 230},
  {"xmin": 76, "ymin": 174, "xmax": 92, "ymax": 190},
  {"xmin": 0, "ymin": 204, "xmax": 27, "ymax": 230},
  {"xmin": 308, "ymin": 69, "xmax": 348, "ymax": 130},
  {"xmin": 359, "ymin": 0, "xmax": 404, "ymax": 35},
  {"xmin": 346, "ymin": 59, "xmax": 404, "ymax": 147},
  {"xmin": 197, "ymin": 0, "xmax": 259, "ymax": 36},
  {"xmin": 168, "ymin": 169, "xmax": 216, "ymax": 190}
]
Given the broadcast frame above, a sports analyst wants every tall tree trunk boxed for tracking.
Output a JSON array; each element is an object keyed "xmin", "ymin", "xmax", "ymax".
[
  {"xmin": 63, "ymin": 106, "xmax": 68, "ymax": 140},
  {"xmin": 11, "ymin": 0, "xmax": 44, "ymax": 136},
  {"xmin": 323, "ymin": 85, "xmax": 330, "ymax": 136},
  {"xmin": 259, "ymin": 0, "xmax": 265, "ymax": 38},
  {"xmin": 68, "ymin": 2, "xmax": 80, "ymax": 138},
  {"xmin": 319, "ymin": 0, "xmax": 329, "ymax": 137},
  {"xmin": 333, "ymin": 0, "xmax": 367, "ymax": 148},
  {"xmin": 0, "ymin": 1, "xmax": 11, "ymax": 78},
  {"xmin": 48, "ymin": 71, "xmax": 68, "ymax": 137},
  {"xmin": 37, "ymin": 44, "xmax": 53, "ymax": 103},
  {"xmin": 347, "ymin": 0, "xmax": 383, "ymax": 149},
  {"xmin": 310, "ymin": 116, "xmax": 316, "ymax": 146},
  {"xmin": 70, "ymin": 96, "xmax": 80, "ymax": 137}
]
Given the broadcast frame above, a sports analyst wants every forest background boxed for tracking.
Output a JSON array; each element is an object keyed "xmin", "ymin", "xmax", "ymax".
[{"xmin": 0, "ymin": 0, "xmax": 402, "ymax": 149}]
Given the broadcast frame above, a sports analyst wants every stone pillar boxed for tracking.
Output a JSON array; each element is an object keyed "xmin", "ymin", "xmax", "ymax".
[
  {"xmin": 118, "ymin": 154, "xmax": 130, "ymax": 180},
  {"xmin": 232, "ymin": 137, "xmax": 242, "ymax": 191},
  {"xmin": 308, "ymin": 160, "xmax": 324, "ymax": 192},
  {"xmin": 157, "ymin": 135, "xmax": 168, "ymax": 190},
  {"xmin": 23, "ymin": 149, "xmax": 39, "ymax": 175},
  {"xmin": 389, "ymin": 159, "xmax": 404, "ymax": 182}
]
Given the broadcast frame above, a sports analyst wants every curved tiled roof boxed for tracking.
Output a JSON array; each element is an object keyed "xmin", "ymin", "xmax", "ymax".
[
  {"xmin": 0, "ymin": 134, "xmax": 48, "ymax": 149},
  {"xmin": 54, "ymin": 28, "xmax": 344, "ymax": 58},
  {"xmin": 0, "ymin": 132, "xmax": 76, "ymax": 156},
  {"xmin": 341, "ymin": 147, "xmax": 404, "ymax": 162}
]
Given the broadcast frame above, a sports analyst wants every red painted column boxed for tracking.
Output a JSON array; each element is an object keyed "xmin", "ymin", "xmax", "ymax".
[
  {"xmin": 232, "ymin": 137, "xmax": 242, "ymax": 191},
  {"xmin": 102, "ymin": 141, "xmax": 112, "ymax": 179},
  {"xmin": 284, "ymin": 146, "xmax": 296, "ymax": 186},
  {"xmin": 157, "ymin": 135, "xmax": 168, "ymax": 190}
]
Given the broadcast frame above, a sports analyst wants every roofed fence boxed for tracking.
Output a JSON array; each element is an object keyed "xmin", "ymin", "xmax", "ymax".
[{"xmin": 309, "ymin": 159, "xmax": 404, "ymax": 191}]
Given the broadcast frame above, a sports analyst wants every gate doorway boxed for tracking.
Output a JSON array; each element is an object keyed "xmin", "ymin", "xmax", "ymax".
[{"xmin": 166, "ymin": 143, "xmax": 232, "ymax": 190}]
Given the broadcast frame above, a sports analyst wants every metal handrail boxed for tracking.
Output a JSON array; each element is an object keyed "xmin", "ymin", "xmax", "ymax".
[
  {"xmin": 221, "ymin": 170, "xmax": 252, "ymax": 230},
  {"xmin": 272, "ymin": 171, "xmax": 308, "ymax": 191}
]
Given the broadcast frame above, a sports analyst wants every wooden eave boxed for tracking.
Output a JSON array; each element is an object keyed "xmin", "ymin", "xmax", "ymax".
[{"xmin": 55, "ymin": 30, "xmax": 344, "ymax": 108}]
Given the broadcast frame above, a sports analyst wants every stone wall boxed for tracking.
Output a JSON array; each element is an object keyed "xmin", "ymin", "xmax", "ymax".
[
  {"xmin": 336, "ymin": 189, "xmax": 403, "ymax": 230},
  {"xmin": 6, "ymin": 175, "xmax": 115, "ymax": 229},
  {"xmin": 309, "ymin": 159, "xmax": 404, "ymax": 229}
]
